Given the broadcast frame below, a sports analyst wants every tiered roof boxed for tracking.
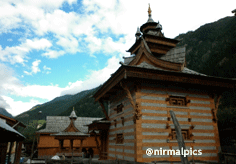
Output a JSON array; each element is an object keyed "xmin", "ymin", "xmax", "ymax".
[{"xmin": 93, "ymin": 5, "xmax": 235, "ymax": 102}]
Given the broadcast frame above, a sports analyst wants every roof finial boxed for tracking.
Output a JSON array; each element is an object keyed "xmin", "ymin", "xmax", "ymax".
[
  {"xmin": 147, "ymin": 4, "xmax": 154, "ymax": 22},
  {"xmin": 148, "ymin": 3, "xmax": 152, "ymax": 16},
  {"xmin": 73, "ymin": 106, "xmax": 75, "ymax": 111}
]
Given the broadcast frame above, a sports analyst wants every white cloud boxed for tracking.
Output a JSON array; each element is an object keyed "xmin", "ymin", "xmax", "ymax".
[
  {"xmin": 0, "ymin": 38, "xmax": 52, "ymax": 65},
  {"xmin": 32, "ymin": 60, "xmax": 41, "ymax": 74},
  {"xmin": 43, "ymin": 65, "xmax": 51, "ymax": 74},
  {"xmin": 42, "ymin": 50, "xmax": 65, "ymax": 58},
  {"xmin": 24, "ymin": 59, "xmax": 41, "ymax": 75},
  {"xmin": 0, "ymin": 96, "xmax": 10, "ymax": 109},
  {"xmin": 0, "ymin": 57, "xmax": 121, "ymax": 116},
  {"xmin": 0, "ymin": 63, "xmax": 22, "ymax": 95},
  {"xmin": 61, "ymin": 56, "xmax": 120, "ymax": 95},
  {"xmin": 35, "ymin": 9, "xmax": 80, "ymax": 36},
  {"xmin": 0, "ymin": 63, "xmax": 61, "ymax": 100},
  {"xmin": 56, "ymin": 36, "xmax": 79, "ymax": 54},
  {"xmin": 1, "ymin": 96, "xmax": 42, "ymax": 116},
  {"xmin": 25, "ymin": 38, "xmax": 52, "ymax": 50}
]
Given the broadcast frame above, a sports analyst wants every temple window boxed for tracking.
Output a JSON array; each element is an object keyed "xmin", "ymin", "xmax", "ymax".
[
  {"xmin": 116, "ymin": 103, "xmax": 124, "ymax": 114},
  {"xmin": 114, "ymin": 120, "xmax": 117, "ymax": 127},
  {"xmin": 116, "ymin": 133, "xmax": 124, "ymax": 144},
  {"xmin": 166, "ymin": 96, "xmax": 190, "ymax": 106}
]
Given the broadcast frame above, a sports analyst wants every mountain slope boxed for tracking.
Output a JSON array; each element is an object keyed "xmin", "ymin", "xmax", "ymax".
[
  {"xmin": 176, "ymin": 16, "xmax": 236, "ymax": 78},
  {"xmin": 58, "ymin": 86, "xmax": 105, "ymax": 118},
  {"xmin": 0, "ymin": 107, "xmax": 13, "ymax": 118},
  {"xmin": 15, "ymin": 86, "xmax": 102, "ymax": 125}
]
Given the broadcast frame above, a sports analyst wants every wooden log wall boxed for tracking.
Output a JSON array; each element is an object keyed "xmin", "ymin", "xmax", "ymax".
[
  {"xmin": 138, "ymin": 82, "xmax": 220, "ymax": 163},
  {"xmin": 107, "ymin": 84, "xmax": 136, "ymax": 162}
]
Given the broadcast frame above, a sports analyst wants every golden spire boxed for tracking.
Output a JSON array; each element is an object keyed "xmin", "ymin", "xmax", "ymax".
[
  {"xmin": 73, "ymin": 106, "xmax": 75, "ymax": 111},
  {"xmin": 148, "ymin": 3, "xmax": 152, "ymax": 16}
]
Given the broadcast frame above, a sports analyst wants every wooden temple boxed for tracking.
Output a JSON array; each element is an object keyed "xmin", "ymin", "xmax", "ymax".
[
  {"xmin": 91, "ymin": 5, "xmax": 236, "ymax": 163},
  {"xmin": 37, "ymin": 109, "xmax": 102, "ymax": 159}
]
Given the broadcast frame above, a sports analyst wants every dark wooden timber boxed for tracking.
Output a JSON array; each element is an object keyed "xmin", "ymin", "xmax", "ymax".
[{"xmin": 98, "ymin": 100, "xmax": 109, "ymax": 120}]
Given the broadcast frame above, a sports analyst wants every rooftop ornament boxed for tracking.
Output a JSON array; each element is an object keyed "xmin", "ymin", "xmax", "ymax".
[
  {"xmin": 147, "ymin": 3, "xmax": 154, "ymax": 22},
  {"xmin": 69, "ymin": 107, "xmax": 77, "ymax": 120}
]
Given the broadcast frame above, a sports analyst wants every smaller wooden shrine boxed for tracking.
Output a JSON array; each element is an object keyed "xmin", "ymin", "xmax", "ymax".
[{"xmin": 37, "ymin": 109, "xmax": 102, "ymax": 159}]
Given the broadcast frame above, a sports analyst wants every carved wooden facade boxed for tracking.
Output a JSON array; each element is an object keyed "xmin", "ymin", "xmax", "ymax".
[{"xmin": 93, "ymin": 6, "xmax": 236, "ymax": 164}]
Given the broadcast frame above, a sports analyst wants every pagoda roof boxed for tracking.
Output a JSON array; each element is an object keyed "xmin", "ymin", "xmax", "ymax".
[{"xmin": 94, "ymin": 5, "xmax": 236, "ymax": 103}]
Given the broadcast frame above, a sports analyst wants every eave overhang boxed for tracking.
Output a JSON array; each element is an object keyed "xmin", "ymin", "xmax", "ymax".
[
  {"xmin": 127, "ymin": 38, "xmax": 141, "ymax": 53},
  {"xmin": 94, "ymin": 65, "xmax": 236, "ymax": 102}
]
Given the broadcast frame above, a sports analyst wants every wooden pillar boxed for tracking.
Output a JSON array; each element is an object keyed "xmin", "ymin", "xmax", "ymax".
[
  {"xmin": 14, "ymin": 141, "xmax": 23, "ymax": 164},
  {"xmin": 70, "ymin": 139, "xmax": 74, "ymax": 163},
  {"xmin": 0, "ymin": 142, "xmax": 8, "ymax": 164},
  {"xmin": 80, "ymin": 139, "xmax": 84, "ymax": 153},
  {"xmin": 7, "ymin": 142, "xmax": 14, "ymax": 164},
  {"xmin": 70, "ymin": 139, "xmax": 73, "ymax": 151},
  {"xmin": 59, "ymin": 140, "xmax": 64, "ymax": 152},
  {"xmin": 100, "ymin": 131, "xmax": 104, "ymax": 159}
]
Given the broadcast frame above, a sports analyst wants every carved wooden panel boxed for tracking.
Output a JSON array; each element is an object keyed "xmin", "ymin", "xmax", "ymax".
[{"xmin": 166, "ymin": 96, "xmax": 190, "ymax": 106}]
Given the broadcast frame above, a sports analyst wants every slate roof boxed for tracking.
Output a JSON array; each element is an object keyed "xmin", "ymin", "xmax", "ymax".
[
  {"xmin": 38, "ymin": 116, "xmax": 102, "ymax": 133},
  {"xmin": 123, "ymin": 56, "xmax": 135, "ymax": 65},
  {"xmin": 124, "ymin": 35, "xmax": 206, "ymax": 77},
  {"xmin": 135, "ymin": 61, "xmax": 207, "ymax": 76},
  {"xmin": 157, "ymin": 46, "xmax": 186, "ymax": 64},
  {"xmin": 52, "ymin": 131, "xmax": 89, "ymax": 136}
]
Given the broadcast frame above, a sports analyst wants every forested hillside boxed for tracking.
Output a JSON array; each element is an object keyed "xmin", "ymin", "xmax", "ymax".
[{"xmin": 175, "ymin": 16, "xmax": 236, "ymax": 131}]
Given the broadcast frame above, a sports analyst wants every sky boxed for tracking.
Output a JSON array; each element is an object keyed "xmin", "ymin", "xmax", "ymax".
[{"xmin": 0, "ymin": 0, "xmax": 235, "ymax": 116}]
